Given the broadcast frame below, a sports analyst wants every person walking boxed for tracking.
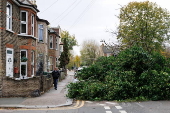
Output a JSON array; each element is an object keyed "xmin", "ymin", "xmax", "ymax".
[{"xmin": 52, "ymin": 67, "xmax": 60, "ymax": 90}]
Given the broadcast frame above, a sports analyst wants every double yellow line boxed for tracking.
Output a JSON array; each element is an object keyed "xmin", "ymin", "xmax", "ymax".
[
  {"xmin": 0, "ymin": 100, "xmax": 85, "ymax": 111},
  {"xmin": 49, "ymin": 100, "xmax": 85, "ymax": 110}
]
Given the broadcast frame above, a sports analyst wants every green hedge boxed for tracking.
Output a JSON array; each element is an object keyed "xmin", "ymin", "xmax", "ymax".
[{"xmin": 67, "ymin": 46, "xmax": 170, "ymax": 101}]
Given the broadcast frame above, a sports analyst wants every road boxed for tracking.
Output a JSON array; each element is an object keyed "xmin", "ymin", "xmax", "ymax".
[{"xmin": 0, "ymin": 100, "xmax": 170, "ymax": 113}]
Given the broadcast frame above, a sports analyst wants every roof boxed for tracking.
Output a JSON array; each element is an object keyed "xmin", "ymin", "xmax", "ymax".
[
  {"xmin": 102, "ymin": 45, "xmax": 120, "ymax": 55},
  {"xmin": 14, "ymin": 0, "xmax": 39, "ymax": 12},
  {"xmin": 48, "ymin": 28, "xmax": 60, "ymax": 37},
  {"xmin": 36, "ymin": 16, "xmax": 50, "ymax": 25}
]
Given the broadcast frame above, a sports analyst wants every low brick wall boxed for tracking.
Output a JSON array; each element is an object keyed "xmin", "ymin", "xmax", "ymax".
[
  {"xmin": 2, "ymin": 75, "xmax": 53, "ymax": 97},
  {"xmin": 59, "ymin": 72, "xmax": 66, "ymax": 81},
  {"xmin": 40, "ymin": 75, "xmax": 53, "ymax": 93},
  {"xmin": 2, "ymin": 77, "xmax": 40, "ymax": 97}
]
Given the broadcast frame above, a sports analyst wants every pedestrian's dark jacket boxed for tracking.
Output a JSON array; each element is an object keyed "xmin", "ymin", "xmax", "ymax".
[{"xmin": 52, "ymin": 70, "xmax": 60, "ymax": 79}]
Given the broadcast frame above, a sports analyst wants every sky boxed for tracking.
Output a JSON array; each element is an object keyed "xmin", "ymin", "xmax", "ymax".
[{"xmin": 35, "ymin": 0, "xmax": 170, "ymax": 55}]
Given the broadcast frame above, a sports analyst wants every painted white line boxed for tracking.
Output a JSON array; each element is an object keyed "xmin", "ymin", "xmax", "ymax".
[
  {"xmin": 85, "ymin": 101, "xmax": 93, "ymax": 103},
  {"xmin": 106, "ymin": 102, "xmax": 117, "ymax": 105},
  {"xmin": 119, "ymin": 110, "xmax": 127, "ymax": 113},
  {"xmin": 115, "ymin": 106, "xmax": 123, "ymax": 109},
  {"xmin": 99, "ymin": 104, "xmax": 106, "ymax": 106},
  {"xmin": 104, "ymin": 106, "xmax": 111, "ymax": 109},
  {"xmin": 135, "ymin": 102, "xmax": 144, "ymax": 108},
  {"xmin": 106, "ymin": 111, "xmax": 112, "ymax": 113}
]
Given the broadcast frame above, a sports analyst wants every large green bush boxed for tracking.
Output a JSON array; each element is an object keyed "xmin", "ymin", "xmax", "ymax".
[{"xmin": 67, "ymin": 46, "xmax": 170, "ymax": 101}]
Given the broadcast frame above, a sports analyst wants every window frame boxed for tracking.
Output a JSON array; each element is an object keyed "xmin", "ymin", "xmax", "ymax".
[
  {"xmin": 20, "ymin": 49, "xmax": 27, "ymax": 79},
  {"xmin": 49, "ymin": 56, "xmax": 53, "ymax": 71},
  {"xmin": 31, "ymin": 51, "xmax": 34, "ymax": 76},
  {"xmin": 20, "ymin": 10, "xmax": 28, "ymax": 34},
  {"xmin": 49, "ymin": 35, "xmax": 53, "ymax": 49},
  {"xmin": 56, "ymin": 38, "xmax": 58, "ymax": 50},
  {"xmin": 6, "ymin": 2, "xmax": 12, "ymax": 31},
  {"xmin": 38, "ymin": 24, "xmax": 44, "ymax": 42},
  {"xmin": 31, "ymin": 14, "xmax": 34, "ymax": 36}
]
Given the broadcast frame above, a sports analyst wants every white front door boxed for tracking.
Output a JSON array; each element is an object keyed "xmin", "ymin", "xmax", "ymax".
[{"xmin": 6, "ymin": 48, "xmax": 13, "ymax": 77}]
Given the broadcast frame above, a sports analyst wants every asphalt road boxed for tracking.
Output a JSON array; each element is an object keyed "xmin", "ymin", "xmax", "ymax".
[{"xmin": 0, "ymin": 100, "xmax": 170, "ymax": 113}]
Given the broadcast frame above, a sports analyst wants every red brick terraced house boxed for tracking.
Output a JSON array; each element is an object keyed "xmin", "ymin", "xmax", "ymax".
[
  {"xmin": 0, "ymin": 0, "xmax": 55, "ymax": 97},
  {"xmin": 50, "ymin": 26, "xmax": 63, "ymax": 69},
  {"xmin": 48, "ymin": 27, "xmax": 61, "ymax": 72}
]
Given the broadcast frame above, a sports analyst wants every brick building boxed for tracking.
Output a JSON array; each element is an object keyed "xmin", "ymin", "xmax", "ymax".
[
  {"xmin": 0, "ymin": 0, "xmax": 63, "ymax": 97},
  {"xmin": 36, "ymin": 16, "xmax": 49, "ymax": 75}
]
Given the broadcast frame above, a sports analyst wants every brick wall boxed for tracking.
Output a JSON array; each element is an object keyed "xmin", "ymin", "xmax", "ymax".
[
  {"xmin": 2, "ymin": 76, "xmax": 40, "ymax": 97},
  {"xmin": 37, "ymin": 21, "xmax": 49, "ymax": 72},
  {"xmin": 2, "ymin": 75, "xmax": 53, "ymax": 97},
  {"xmin": 40, "ymin": 75, "xmax": 53, "ymax": 93},
  {"xmin": 0, "ymin": 0, "xmax": 3, "ymax": 97}
]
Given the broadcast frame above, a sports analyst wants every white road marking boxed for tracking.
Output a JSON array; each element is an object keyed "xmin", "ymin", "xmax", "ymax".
[
  {"xmin": 119, "ymin": 110, "xmax": 127, "ymax": 113},
  {"xmin": 115, "ymin": 106, "xmax": 123, "ymax": 109},
  {"xmin": 135, "ymin": 102, "xmax": 144, "ymax": 108},
  {"xmin": 106, "ymin": 111, "xmax": 112, "ymax": 113},
  {"xmin": 104, "ymin": 106, "xmax": 111, "ymax": 109},
  {"xmin": 105, "ymin": 102, "xmax": 117, "ymax": 105},
  {"xmin": 85, "ymin": 101, "xmax": 93, "ymax": 103},
  {"xmin": 99, "ymin": 104, "xmax": 106, "ymax": 106}
]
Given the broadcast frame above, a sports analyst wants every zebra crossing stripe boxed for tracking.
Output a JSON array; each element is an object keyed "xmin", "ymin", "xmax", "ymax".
[
  {"xmin": 106, "ymin": 111, "xmax": 112, "ymax": 113},
  {"xmin": 104, "ymin": 106, "xmax": 110, "ymax": 109},
  {"xmin": 115, "ymin": 106, "xmax": 122, "ymax": 109},
  {"xmin": 119, "ymin": 110, "xmax": 127, "ymax": 113}
]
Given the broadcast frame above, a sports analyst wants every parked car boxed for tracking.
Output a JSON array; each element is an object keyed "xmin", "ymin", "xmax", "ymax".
[{"xmin": 74, "ymin": 67, "xmax": 83, "ymax": 75}]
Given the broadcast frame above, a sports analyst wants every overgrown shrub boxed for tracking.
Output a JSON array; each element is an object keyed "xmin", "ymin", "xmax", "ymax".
[{"xmin": 67, "ymin": 46, "xmax": 170, "ymax": 101}]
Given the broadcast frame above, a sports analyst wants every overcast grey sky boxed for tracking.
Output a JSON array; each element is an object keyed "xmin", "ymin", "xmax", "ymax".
[{"xmin": 36, "ymin": 0, "xmax": 170, "ymax": 55}]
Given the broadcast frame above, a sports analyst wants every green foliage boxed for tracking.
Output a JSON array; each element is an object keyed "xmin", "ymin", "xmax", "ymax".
[
  {"xmin": 21, "ymin": 57, "xmax": 28, "ymax": 62},
  {"xmin": 61, "ymin": 30, "xmax": 77, "ymax": 50},
  {"xmin": 117, "ymin": 1, "xmax": 170, "ymax": 52},
  {"xmin": 59, "ymin": 38, "xmax": 70, "ymax": 69},
  {"xmin": 67, "ymin": 46, "xmax": 170, "ymax": 101}
]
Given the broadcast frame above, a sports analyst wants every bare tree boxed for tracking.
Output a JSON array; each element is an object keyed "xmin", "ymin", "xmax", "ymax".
[{"xmin": 80, "ymin": 40, "xmax": 101, "ymax": 65}]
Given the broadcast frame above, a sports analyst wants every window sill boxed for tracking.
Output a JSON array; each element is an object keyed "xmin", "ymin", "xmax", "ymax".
[
  {"xmin": 18, "ymin": 34, "xmax": 37, "ymax": 39},
  {"xmin": 6, "ymin": 29, "xmax": 14, "ymax": 33},
  {"xmin": 38, "ymin": 41, "xmax": 44, "ymax": 44}
]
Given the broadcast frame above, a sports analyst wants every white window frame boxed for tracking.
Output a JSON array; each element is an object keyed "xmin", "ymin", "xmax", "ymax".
[
  {"xmin": 31, "ymin": 14, "xmax": 34, "ymax": 36},
  {"xmin": 20, "ymin": 10, "xmax": 28, "ymax": 34},
  {"xmin": 38, "ymin": 24, "xmax": 44, "ymax": 42},
  {"xmin": 49, "ymin": 36, "xmax": 53, "ymax": 49},
  {"xmin": 31, "ymin": 51, "xmax": 34, "ymax": 76},
  {"xmin": 20, "ymin": 49, "xmax": 27, "ymax": 79},
  {"xmin": 6, "ymin": 2, "xmax": 12, "ymax": 30}
]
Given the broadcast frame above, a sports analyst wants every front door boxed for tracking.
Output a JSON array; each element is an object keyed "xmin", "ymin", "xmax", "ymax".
[{"xmin": 6, "ymin": 48, "xmax": 13, "ymax": 77}]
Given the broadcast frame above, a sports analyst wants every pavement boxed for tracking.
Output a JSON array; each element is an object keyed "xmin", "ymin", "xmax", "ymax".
[{"xmin": 0, "ymin": 70, "xmax": 75, "ymax": 109}]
